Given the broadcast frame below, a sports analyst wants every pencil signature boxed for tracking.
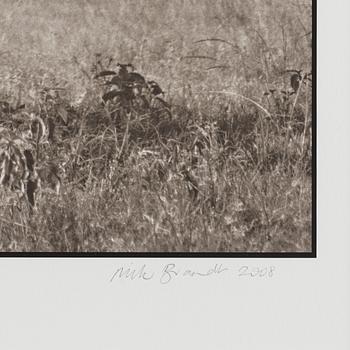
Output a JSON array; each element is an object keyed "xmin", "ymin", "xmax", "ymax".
[{"xmin": 109, "ymin": 263, "xmax": 276, "ymax": 284}]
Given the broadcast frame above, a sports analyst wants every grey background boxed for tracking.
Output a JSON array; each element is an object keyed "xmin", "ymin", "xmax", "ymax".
[{"xmin": 0, "ymin": 0, "xmax": 349, "ymax": 349}]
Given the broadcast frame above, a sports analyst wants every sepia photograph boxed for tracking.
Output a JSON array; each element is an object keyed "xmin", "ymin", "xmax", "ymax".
[
  {"xmin": 0, "ymin": 0, "xmax": 314, "ymax": 254},
  {"xmin": 3, "ymin": 2, "xmax": 350, "ymax": 350}
]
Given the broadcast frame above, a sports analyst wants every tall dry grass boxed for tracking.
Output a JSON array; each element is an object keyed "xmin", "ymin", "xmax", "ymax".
[{"xmin": 0, "ymin": 0, "xmax": 312, "ymax": 252}]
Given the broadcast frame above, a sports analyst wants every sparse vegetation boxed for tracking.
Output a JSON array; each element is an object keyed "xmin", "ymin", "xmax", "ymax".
[{"xmin": 0, "ymin": 0, "xmax": 312, "ymax": 252}]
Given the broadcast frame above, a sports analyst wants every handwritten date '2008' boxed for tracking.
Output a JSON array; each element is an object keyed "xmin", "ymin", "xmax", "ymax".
[{"xmin": 238, "ymin": 266, "xmax": 276, "ymax": 278}]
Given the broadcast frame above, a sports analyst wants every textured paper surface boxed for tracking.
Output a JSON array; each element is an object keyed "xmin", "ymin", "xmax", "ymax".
[{"xmin": 0, "ymin": 1, "xmax": 349, "ymax": 349}]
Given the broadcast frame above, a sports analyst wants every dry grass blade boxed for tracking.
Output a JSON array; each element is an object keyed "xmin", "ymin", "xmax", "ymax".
[
  {"xmin": 209, "ymin": 90, "xmax": 272, "ymax": 118},
  {"xmin": 117, "ymin": 113, "xmax": 130, "ymax": 162},
  {"xmin": 206, "ymin": 65, "xmax": 231, "ymax": 70},
  {"xmin": 0, "ymin": 216, "xmax": 29, "ymax": 229},
  {"xmin": 94, "ymin": 70, "xmax": 117, "ymax": 78},
  {"xmin": 194, "ymin": 38, "xmax": 239, "ymax": 49},
  {"xmin": 181, "ymin": 55, "xmax": 217, "ymax": 61},
  {"xmin": 57, "ymin": 105, "xmax": 68, "ymax": 124}
]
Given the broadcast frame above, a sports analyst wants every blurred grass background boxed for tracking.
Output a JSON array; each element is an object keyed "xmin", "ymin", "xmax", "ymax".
[{"xmin": 0, "ymin": 0, "xmax": 311, "ymax": 98}]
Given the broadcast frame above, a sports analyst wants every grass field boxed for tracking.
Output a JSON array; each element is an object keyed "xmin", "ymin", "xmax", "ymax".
[{"xmin": 0, "ymin": 0, "xmax": 313, "ymax": 252}]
